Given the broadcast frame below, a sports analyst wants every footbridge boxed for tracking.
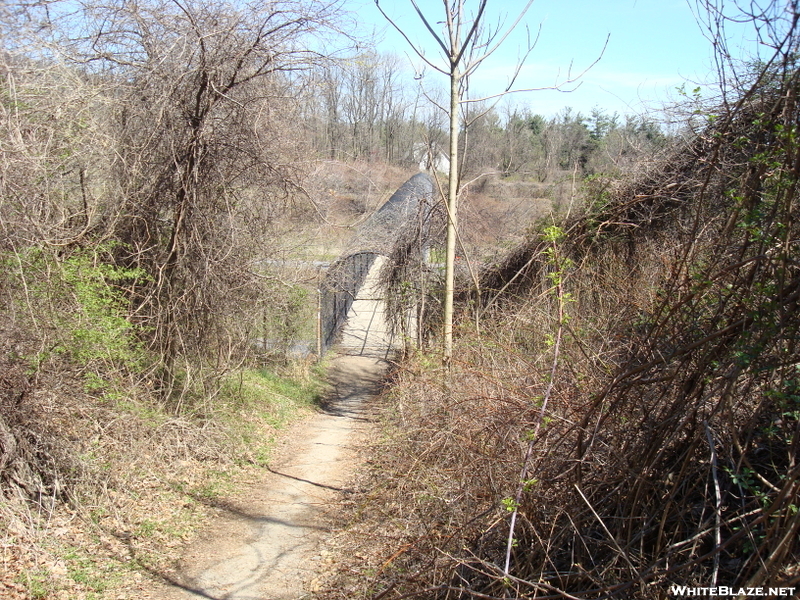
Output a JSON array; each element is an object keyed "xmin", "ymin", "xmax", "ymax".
[{"xmin": 320, "ymin": 173, "xmax": 435, "ymax": 358}]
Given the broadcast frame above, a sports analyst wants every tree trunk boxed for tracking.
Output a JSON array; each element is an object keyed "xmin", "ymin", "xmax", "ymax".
[{"xmin": 443, "ymin": 64, "xmax": 460, "ymax": 362}]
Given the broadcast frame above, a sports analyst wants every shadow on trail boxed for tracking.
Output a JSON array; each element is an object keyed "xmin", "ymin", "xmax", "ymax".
[
  {"xmin": 317, "ymin": 355, "xmax": 390, "ymax": 418},
  {"xmin": 266, "ymin": 465, "xmax": 351, "ymax": 493},
  {"xmin": 133, "ymin": 354, "xmax": 391, "ymax": 599},
  {"xmin": 111, "ymin": 533, "xmax": 229, "ymax": 600}
]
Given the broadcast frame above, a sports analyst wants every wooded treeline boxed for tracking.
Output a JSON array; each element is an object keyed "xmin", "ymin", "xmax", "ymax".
[{"xmin": 299, "ymin": 51, "xmax": 668, "ymax": 180}]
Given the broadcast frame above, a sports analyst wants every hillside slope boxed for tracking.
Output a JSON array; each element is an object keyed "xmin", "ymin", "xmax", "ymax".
[{"xmin": 319, "ymin": 64, "xmax": 800, "ymax": 598}]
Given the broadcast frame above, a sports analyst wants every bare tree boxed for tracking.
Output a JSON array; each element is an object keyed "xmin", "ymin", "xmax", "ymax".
[
  {"xmin": 303, "ymin": 52, "xmax": 418, "ymax": 162},
  {"xmin": 5, "ymin": 0, "xmax": 347, "ymax": 398},
  {"xmin": 375, "ymin": 0, "xmax": 600, "ymax": 361}
]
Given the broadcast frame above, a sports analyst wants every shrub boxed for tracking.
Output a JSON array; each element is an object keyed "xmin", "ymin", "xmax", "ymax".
[{"xmin": 3, "ymin": 243, "xmax": 148, "ymax": 390}]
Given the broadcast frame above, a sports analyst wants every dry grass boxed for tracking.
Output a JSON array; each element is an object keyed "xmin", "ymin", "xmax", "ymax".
[
  {"xmin": 317, "ymin": 66, "xmax": 800, "ymax": 599},
  {"xmin": 0, "ymin": 352, "xmax": 325, "ymax": 599}
]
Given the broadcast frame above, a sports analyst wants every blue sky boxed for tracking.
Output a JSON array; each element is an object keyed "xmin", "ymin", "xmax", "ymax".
[{"xmin": 350, "ymin": 0, "xmax": 762, "ymax": 119}]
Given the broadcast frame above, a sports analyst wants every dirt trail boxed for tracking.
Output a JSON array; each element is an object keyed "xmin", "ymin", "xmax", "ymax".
[
  {"xmin": 133, "ymin": 256, "xmax": 395, "ymax": 599},
  {"xmin": 137, "ymin": 355, "xmax": 386, "ymax": 600}
]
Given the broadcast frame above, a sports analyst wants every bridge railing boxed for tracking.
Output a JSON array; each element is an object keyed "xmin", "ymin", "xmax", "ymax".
[
  {"xmin": 319, "ymin": 251, "xmax": 378, "ymax": 355},
  {"xmin": 318, "ymin": 173, "xmax": 436, "ymax": 356}
]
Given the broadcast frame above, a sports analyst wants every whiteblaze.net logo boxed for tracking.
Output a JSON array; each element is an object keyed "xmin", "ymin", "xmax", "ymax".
[{"xmin": 670, "ymin": 586, "xmax": 796, "ymax": 597}]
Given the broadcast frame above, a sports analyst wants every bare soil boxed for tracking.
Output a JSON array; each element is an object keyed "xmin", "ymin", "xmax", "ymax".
[{"xmin": 131, "ymin": 355, "xmax": 387, "ymax": 600}]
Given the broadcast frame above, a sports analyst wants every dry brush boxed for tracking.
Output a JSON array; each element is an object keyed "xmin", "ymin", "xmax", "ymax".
[{"xmin": 321, "ymin": 42, "xmax": 800, "ymax": 600}]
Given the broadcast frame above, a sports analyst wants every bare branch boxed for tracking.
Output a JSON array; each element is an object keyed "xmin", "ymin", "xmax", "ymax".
[{"xmin": 373, "ymin": 0, "xmax": 448, "ymax": 75}]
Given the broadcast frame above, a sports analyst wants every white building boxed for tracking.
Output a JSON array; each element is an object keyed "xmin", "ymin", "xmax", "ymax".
[{"xmin": 413, "ymin": 142, "xmax": 450, "ymax": 174}]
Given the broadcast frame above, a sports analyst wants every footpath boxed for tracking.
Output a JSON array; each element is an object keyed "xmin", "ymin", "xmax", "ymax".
[{"xmin": 135, "ymin": 257, "xmax": 392, "ymax": 599}]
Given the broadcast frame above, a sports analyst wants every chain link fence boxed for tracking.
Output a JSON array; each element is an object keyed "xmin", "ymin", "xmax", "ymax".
[
  {"xmin": 318, "ymin": 173, "xmax": 434, "ymax": 355},
  {"xmin": 318, "ymin": 251, "xmax": 378, "ymax": 355}
]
